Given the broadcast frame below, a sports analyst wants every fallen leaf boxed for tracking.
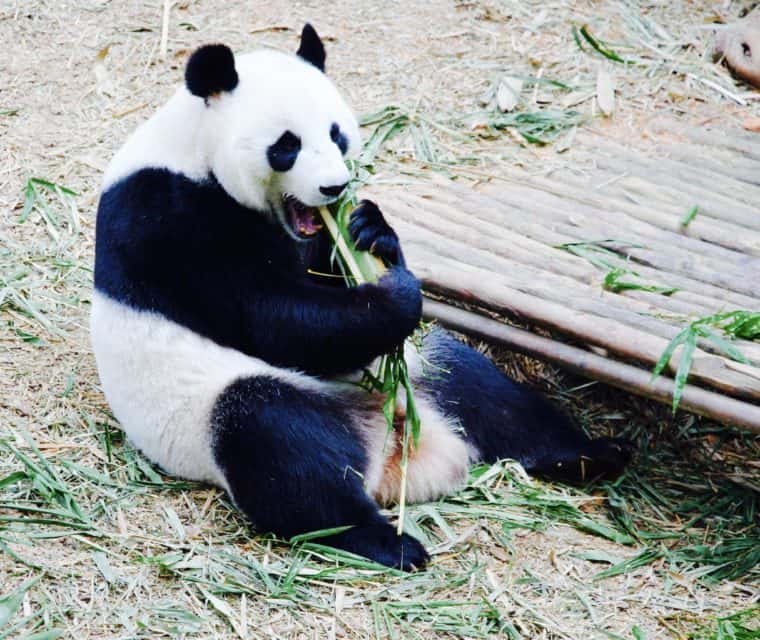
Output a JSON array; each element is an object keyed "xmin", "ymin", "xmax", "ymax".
[
  {"xmin": 496, "ymin": 76, "xmax": 523, "ymax": 112},
  {"xmin": 596, "ymin": 67, "xmax": 615, "ymax": 117}
]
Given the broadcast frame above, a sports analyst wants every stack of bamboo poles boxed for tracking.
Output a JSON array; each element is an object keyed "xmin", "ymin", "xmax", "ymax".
[{"xmin": 368, "ymin": 123, "xmax": 760, "ymax": 433}]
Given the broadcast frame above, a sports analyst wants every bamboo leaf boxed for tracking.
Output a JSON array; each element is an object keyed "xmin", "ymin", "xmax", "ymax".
[
  {"xmin": 694, "ymin": 326, "xmax": 747, "ymax": 362},
  {"xmin": 651, "ymin": 328, "xmax": 688, "ymax": 380},
  {"xmin": 496, "ymin": 76, "xmax": 523, "ymax": 112},
  {"xmin": 0, "ymin": 576, "xmax": 41, "ymax": 628},
  {"xmin": 672, "ymin": 329, "xmax": 697, "ymax": 414},
  {"xmin": 578, "ymin": 25, "xmax": 630, "ymax": 63}
]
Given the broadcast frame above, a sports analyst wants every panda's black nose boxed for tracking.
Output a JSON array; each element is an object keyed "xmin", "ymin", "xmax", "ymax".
[{"xmin": 320, "ymin": 183, "xmax": 348, "ymax": 197}]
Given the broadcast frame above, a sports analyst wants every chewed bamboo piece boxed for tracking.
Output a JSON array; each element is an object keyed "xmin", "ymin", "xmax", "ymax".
[{"xmin": 318, "ymin": 204, "xmax": 420, "ymax": 535}]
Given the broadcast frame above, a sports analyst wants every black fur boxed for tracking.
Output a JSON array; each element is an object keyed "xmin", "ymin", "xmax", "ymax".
[
  {"xmin": 296, "ymin": 23, "xmax": 326, "ymax": 72},
  {"xmin": 211, "ymin": 376, "xmax": 428, "ymax": 570},
  {"xmin": 330, "ymin": 123, "xmax": 348, "ymax": 154},
  {"xmin": 94, "ymin": 169, "xmax": 421, "ymax": 377},
  {"xmin": 96, "ymin": 30, "xmax": 635, "ymax": 573},
  {"xmin": 185, "ymin": 44, "xmax": 238, "ymax": 99},
  {"xmin": 419, "ymin": 329, "xmax": 633, "ymax": 483},
  {"xmin": 267, "ymin": 131, "xmax": 301, "ymax": 172},
  {"xmin": 319, "ymin": 183, "xmax": 348, "ymax": 197},
  {"xmin": 349, "ymin": 200, "xmax": 406, "ymax": 267}
]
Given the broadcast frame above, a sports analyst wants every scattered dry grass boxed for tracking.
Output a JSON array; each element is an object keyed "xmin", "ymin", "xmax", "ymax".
[{"xmin": 1, "ymin": 1, "xmax": 759, "ymax": 638}]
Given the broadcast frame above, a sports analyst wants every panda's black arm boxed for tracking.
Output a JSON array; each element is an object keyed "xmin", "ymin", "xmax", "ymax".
[{"xmin": 237, "ymin": 267, "xmax": 421, "ymax": 376}]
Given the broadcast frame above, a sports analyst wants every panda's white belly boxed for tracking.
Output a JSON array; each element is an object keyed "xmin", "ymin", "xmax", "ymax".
[{"xmin": 90, "ymin": 291, "xmax": 277, "ymax": 488}]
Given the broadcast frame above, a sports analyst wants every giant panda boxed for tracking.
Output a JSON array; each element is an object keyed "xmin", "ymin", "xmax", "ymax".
[{"xmin": 91, "ymin": 25, "xmax": 632, "ymax": 571}]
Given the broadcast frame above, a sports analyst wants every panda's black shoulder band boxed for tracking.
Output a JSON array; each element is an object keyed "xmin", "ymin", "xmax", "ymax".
[{"xmin": 185, "ymin": 44, "xmax": 239, "ymax": 99}]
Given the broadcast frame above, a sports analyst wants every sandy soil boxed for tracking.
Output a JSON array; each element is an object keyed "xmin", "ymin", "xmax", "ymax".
[{"xmin": 1, "ymin": 1, "xmax": 758, "ymax": 638}]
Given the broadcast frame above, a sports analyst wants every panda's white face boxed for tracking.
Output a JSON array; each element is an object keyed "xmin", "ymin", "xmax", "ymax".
[{"xmin": 201, "ymin": 49, "xmax": 360, "ymax": 238}]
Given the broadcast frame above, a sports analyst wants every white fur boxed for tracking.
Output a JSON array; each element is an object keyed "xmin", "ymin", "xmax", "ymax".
[
  {"xmin": 358, "ymin": 343, "xmax": 477, "ymax": 505},
  {"xmin": 92, "ymin": 291, "xmax": 473, "ymax": 504},
  {"xmin": 366, "ymin": 394, "xmax": 474, "ymax": 506},
  {"xmin": 94, "ymin": 43, "xmax": 472, "ymax": 512},
  {"xmin": 91, "ymin": 290, "xmax": 324, "ymax": 488},
  {"xmin": 103, "ymin": 49, "xmax": 360, "ymax": 216}
]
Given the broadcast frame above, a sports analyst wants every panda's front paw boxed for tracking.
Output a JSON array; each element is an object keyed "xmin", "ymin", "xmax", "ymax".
[
  {"xmin": 348, "ymin": 200, "xmax": 405, "ymax": 267},
  {"xmin": 377, "ymin": 267, "xmax": 422, "ymax": 336}
]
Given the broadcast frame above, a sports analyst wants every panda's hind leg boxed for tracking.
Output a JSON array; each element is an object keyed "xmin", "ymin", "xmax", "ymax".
[
  {"xmin": 210, "ymin": 374, "xmax": 428, "ymax": 571},
  {"xmin": 415, "ymin": 327, "xmax": 632, "ymax": 483}
]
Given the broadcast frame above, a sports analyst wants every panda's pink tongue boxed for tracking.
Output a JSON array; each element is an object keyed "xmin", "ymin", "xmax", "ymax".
[{"xmin": 287, "ymin": 198, "xmax": 323, "ymax": 236}]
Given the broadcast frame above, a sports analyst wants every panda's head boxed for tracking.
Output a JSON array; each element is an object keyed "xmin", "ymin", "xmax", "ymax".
[{"xmin": 185, "ymin": 25, "xmax": 360, "ymax": 238}]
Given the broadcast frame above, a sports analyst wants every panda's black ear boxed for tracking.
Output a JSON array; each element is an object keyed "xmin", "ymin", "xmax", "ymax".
[
  {"xmin": 296, "ymin": 23, "xmax": 326, "ymax": 72},
  {"xmin": 185, "ymin": 44, "xmax": 239, "ymax": 99}
]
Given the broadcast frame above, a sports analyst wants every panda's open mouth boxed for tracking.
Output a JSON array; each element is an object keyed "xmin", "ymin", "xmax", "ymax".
[{"xmin": 284, "ymin": 196, "xmax": 323, "ymax": 237}]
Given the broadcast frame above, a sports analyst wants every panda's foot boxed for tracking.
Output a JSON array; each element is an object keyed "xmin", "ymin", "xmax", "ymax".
[
  {"xmin": 320, "ymin": 522, "xmax": 429, "ymax": 571},
  {"xmin": 532, "ymin": 436, "xmax": 634, "ymax": 484},
  {"xmin": 348, "ymin": 200, "xmax": 405, "ymax": 267}
]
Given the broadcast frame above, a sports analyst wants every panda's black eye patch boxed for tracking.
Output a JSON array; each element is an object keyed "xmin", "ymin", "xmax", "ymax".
[
  {"xmin": 330, "ymin": 123, "xmax": 348, "ymax": 155},
  {"xmin": 267, "ymin": 130, "xmax": 301, "ymax": 172}
]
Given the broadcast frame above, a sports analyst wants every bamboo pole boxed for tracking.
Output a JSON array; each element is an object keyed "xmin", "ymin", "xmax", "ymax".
[
  {"xmin": 404, "ymin": 242, "xmax": 760, "ymax": 368},
  {"xmin": 426, "ymin": 176, "xmax": 760, "ymax": 277},
  {"xmin": 424, "ymin": 180, "xmax": 760, "ymax": 301},
  {"xmin": 484, "ymin": 168, "xmax": 760, "ymax": 257},
  {"xmin": 411, "ymin": 254, "xmax": 760, "ymax": 400},
  {"xmin": 655, "ymin": 143, "xmax": 760, "ymax": 187},
  {"xmin": 591, "ymin": 155, "xmax": 760, "ymax": 231},
  {"xmin": 653, "ymin": 121, "xmax": 760, "ymax": 162},
  {"xmin": 588, "ymin": 139, "xmax": 760, "ymax": 223},
  {"xmin": 423, "ymin": 299, "xmax": 760, "ymax": 434},
  {"xmin": 421, "ymin": 173, "xmax": 735, "ymax": 260},
  {"xmin": 386, "ymin": 185, "xmax": 760, "ymax": 308}
]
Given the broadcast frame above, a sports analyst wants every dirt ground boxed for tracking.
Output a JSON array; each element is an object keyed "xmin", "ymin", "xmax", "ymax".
[{"xmin": 1, "ymin": 1, "xmax": 759, "ymax": 639}]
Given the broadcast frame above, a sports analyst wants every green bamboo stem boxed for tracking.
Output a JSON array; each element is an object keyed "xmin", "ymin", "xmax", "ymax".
[{"xmin": 318, "ymin": 205, "xmax": 415, "ymax": 536}]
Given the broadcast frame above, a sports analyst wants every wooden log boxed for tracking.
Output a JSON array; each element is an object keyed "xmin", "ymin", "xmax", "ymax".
[
  {"xmin": 589, "ymin": 138, "xmax": 760, "ymax": 215},
  {"xmin": 412, "ymin": 253, "xmax": 760, "ymax": 400},
  {"xmin": 655, "ymin": 143, "xmax": 760, "ymax": 187},
  {"xmin": 424, "ymin": 299, "xmax": 760, "ymax": 434},
  {"xmin": 461, "ymin": 184, "xmax": 759, "ymax": 297},
  {"xmin": 399, "ymin": 182, "xmax": 760, "ymax": 306},
  {"xmin": 654, "ymin": 122, "xmax": 760, "ymax": 161},
  {"xmin": 403, "ymin": 240, "xmax": 760, "ymax": 367}
]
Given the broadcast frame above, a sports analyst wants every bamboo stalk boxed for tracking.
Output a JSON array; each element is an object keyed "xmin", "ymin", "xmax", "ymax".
[
  {"xmin": 317, "ymin": 205, "xmax": 370, "ymax": 284},
  {"xmin": 317, "ymin": 205, "xmax": 414, "ymax": 536},
  {"xmin": 423, "ymin": 300, "xmax": 760, "ymax": 434}
]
